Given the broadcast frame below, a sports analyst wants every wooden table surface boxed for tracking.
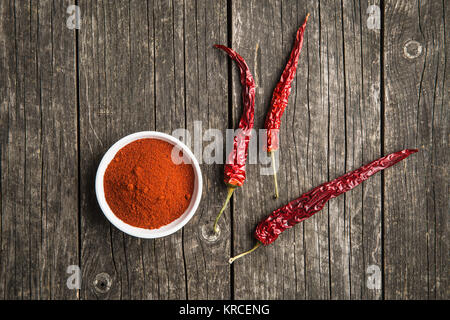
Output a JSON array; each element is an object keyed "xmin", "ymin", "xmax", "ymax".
[{"xmin": 0, "ymin": 0, "xmax": 448, "ymax": 300}]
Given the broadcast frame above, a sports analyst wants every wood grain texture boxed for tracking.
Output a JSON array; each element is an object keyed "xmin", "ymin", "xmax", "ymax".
[
  {"xmin": 230, "ymin": 0, "xmax": 289, "ymax": 300},
  {"xmin": 0, "ymin": 0, "xmax": 79, "ymax": 299},
  {"xmin": 341, "ymin": 0, "xmax": 382, "ymax": 300},
  {"xmin": 152, "ymin": 0, "xmax": 187, "ymax": 300},
  {"xmin": 229, "ymin": 0, "xmax": 341, "ymax": 300},
  {"xmin": 0, "ymin": 0, "xmax": 447, "ymax": 300},
  {"xmin": 319, "ymin": 0, "xmax": 346, "ymax": 300},
  {"xmin": 79, "ymin": 0, "xmax": 186, "ymax": 299},
  {"xmin": 78, "ymin": 0, "xmax": 230, "ymax": 300},
  {"xmin": 383, "ymin": 0, "xmax": 448, "ymax": 299},
  {"xmin": 183, "ymin": 0, "xmax": 231, "ymax": 299},
  {"xmin": 79, "ymin": 0, "xmax": 131, "ymax": 299}
]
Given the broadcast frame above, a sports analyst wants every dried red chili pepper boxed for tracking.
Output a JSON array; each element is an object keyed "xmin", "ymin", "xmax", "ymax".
[
  {"xmin": 229, "ymin": 149, "xmax": 418, "ymax": 263},
  {"xmin": 265, "ymin": 13, "xmax": 310, "ymax": 198},
  {"xmin": 213, "ymin": 45, "xmax": 256, "ymax": 233}
]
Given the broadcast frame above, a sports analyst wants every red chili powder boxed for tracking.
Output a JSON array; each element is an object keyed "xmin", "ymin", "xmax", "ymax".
[{"xmin": 103, "ymin": 138, "xmax": 195, "ymax": 229}]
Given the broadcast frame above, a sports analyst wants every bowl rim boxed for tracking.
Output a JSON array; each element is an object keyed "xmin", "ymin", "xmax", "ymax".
[{"xmin": 95, "ymin": 131, "xmax": 203, "ymax": 239}]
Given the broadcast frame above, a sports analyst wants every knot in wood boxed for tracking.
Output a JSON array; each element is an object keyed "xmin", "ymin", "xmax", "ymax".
[
  {"xmin": 200, "ymin": 223, "xmax": 220, "ymax": 243},
  {"xmin": 93, "ymin": 272, "xmax": 112, "ymax": 294},
  {"xmin": 403, "ymin": 40, "xmax": 423, "ymax": 60}
]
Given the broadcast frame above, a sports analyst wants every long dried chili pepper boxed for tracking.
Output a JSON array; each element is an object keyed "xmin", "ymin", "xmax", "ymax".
[
  {"xmin": 229, "ymin": 149, "xmax": 418, "ymax": 263},
  {"xmin": 265, "ymin": 13, "xmax": 310, "ymax": 198},
  {"xmin": 213, "ymin": 45, "xmax": 256, "ymax": 234}
]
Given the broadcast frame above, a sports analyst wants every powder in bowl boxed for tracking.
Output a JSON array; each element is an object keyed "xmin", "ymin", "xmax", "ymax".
[{"xmin": 103, "ymin": 138, "xmax": 195, "ymax": 229}]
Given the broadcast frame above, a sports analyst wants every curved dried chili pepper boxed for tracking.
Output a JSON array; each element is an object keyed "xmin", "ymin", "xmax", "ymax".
[
  {"xmin": 265, "ymin": 13, "xmax": 310, "ymax": 198},
  {"xmin": 213, "ymin": 45, "xmax": 256, "ymax": 233},
  {"xmin": 229, "ymin": 149, "xmax": 418, "ymax": 263}
]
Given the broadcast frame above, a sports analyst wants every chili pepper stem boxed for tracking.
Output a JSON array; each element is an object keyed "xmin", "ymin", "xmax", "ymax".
[
  {"xmin": 213, "ymin": 187, "xmax": 235, "ymax": 234},
  {"xmin": 270, "ymin": 151, "xmax": 279, "ymax": 198},
  {"xmin": 229, "ymin": 242, "xmax": 262, "ymax": 264}
]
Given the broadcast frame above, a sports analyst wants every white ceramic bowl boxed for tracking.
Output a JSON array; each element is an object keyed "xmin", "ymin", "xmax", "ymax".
[{"xmin": 95, "ymin": 131, "xmax": 202, "ymax": 238}]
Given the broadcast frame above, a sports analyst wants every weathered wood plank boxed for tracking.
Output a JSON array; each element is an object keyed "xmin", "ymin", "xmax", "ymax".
[
  {"xmin": 342, "ymin": 0, "xmax": 382, "ymax": 299},
  {"xmin": 0, "ymin": 0, "xmax": 447, "ymax": 301},
  {"xmin": 79, "ymin": 0, "xmax": 230, "ymax": 300},
  {"xmin": 0, "ymin": 0, "xmax": 27, "ymax": 299},
  {"xmin": 230, "ymin": 0, "xmax": 384, "ymax": 300},
  {"xmin": 277, "ymin": 0, "xmax": 333, "ymax": 300},
  {"xmin": 79, "ymin": 0, "xmax": 170, "ymax": 299},
  {"xmin": 278, "ymin": 0, "xmax": 308, "ymax": 299},
  {"xmin": 286, "ymin": 0, "xmax": 350, "ymax": 300},
  {"xmin": 289, "ymin": 0, "xmax": 332, "ymax": 300},
  {"xmin": 0, "ymin": 0, "xmax": 79, "ymax": 299},
  {"xmin": 183, "ymin": 0, "xmax": 231, "ymax": 299},
  {"xmin": 152, "ymin": 0, "xmax": 188, "ymax": 299},
  {"xmin": 79, "ymin": 0, "xmax": 156, "ymax": 299},
  {"xmin": 230, "ymin": 0, "xmax": 336, "ymax": 299},
  {"xmin": 229, "ymin": 0, "xmax": 331, "ymax": 299},
  {"xmin": 230, "ymin": 0, "xmax": 287, "ymax": 300},
  {"xmin": 319, "ymin": 0, "xmax": 347, "ymax": 300},
  {"xmin": 383, "ymin": 0, "xmax": 448, "ymax": 299}
]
